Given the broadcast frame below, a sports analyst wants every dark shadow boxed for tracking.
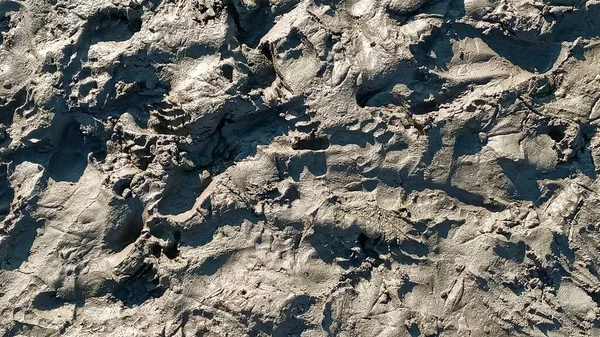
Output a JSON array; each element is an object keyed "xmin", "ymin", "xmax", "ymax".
[
  {"xmin": 376, "ymin": 168, "xmax": 403, "ymax": 188},
  {"xmin": 0, "ymin": 1, "xmax": 20, "ymax": 14},
  {"xmin": 47, "ymin": 122, "xmax": 88, "ymax": 182},
  {"xmin": 525, "ymin": 252, "xmax": 567, "ymax": 291},
  {"xmin": 498, "ymin": 149, "xmax": 595, "ymax": 205},
  {"xmin": 305, "ymin": 223, "xmax": 363, "ymax": 268},
  {"xmin": 243, "ymin": 310, "xmax": 276, "ymax": 336},
  {"xmin": 183, "ymin": 43, "xmax": 219, "ymax": 59},
  {"xmin": 158, "ymin": 170, "xmax": 205, "ymax": 215},
  {"xmin": 497, "ymin": 159, "xmax": 543, "ymax": 203},
  {"xmin": 475, "ymin": 277, "xmax": 489, "ymax": 291},
  {"xmin": 47, "ymin": 151, "xmax": 87, "ymax": 183},
  {"xmin": 0, "ymin": 0, "xmax": 20, "ymax": 46},
  {"xmin": 103, "ymin": 197, "xmax": 144, "ymax": 252},
  {"xmin": 444, "ymin": 182, "xmax": 507, "ymax": 211},
  {"xmin": 306, "ymin": 224, "xmax": 386, "ymax": 269},
  {"xmin": 193, "ymin": 252, "xmax": 233, "ymax": 276},
  {"xmin": 537, "ymin": 319, "xmax": 562, "ymax": 336},
  {"xmin": 357, "ymin": 233, "xmax": 384, "ymax": 260},
  {"xmin": 227, "ymin": 0, "xmax": 276, "ymax": 48},
  {"xmin": 430, "ymin": 219, "xmax": 465, "ymax": 239},
  {"xmin": 322, "ymin": 301, "xmax": 338, "ymax": 336},
  {"xmin": 222, "ymin": 102, "xmax": 305, "ymax": 160},
  {"xmin": 180, "ymin": 209, "xmax": 263, "ymax": 248},
  {"xmin": 505, "ymin": 281, "xmax": 525, "ymax": 296},
  {"xmin": 306, "ymin": 223, "xmax": 430, "ymax": 269},
  {"xmin": 551, "ymin": 3, "xmax": 600, "ymax": 42},
  {"xmin": 286, "ymin": 152, "xmax": 327, "ymax": 181},
  {"xmin": 111, "ymin": 262, "xmax": 165, "ymax": 307},
  {"xmin": 422, "ymin": 121, "xmax": 445, "ymax": 166},
  {"xmin": 453, "ymin": 129, "xmax": 484, "ymax": 159},
  {"xmin": 445, "ymin": 184, "xmax": 493, "ymax": 209},
  {"xmin": 0, "ymin": 217, "xmax": 45, "ymax": 271},
  {"xmin": 272, "ymin": 295, "xmax": 317, "ymax": 336},
  {"xmin": 355, "ymin": 67, "xmax": 412, "ymax": 109},
  {"xmin": 410, "ymin": 25, "xmax": 455, "ymax": 71},
  {"xmin": 330, "ymin": 129, "xmax": 376, "ymax": 147},
  {"xmin": 493, "ymin": 240, "xmax": 526, "ymax": 263},
  {"xmin": 551, "ymin": 232, "xmax": 575, "ymax": 265},
  {"xmin": 408, "ymin": 323, "xmax": 422, "ymax": 337},
  {"xmin": 453, "ymin": 23, "xmax": 563, "ymax": 73},
  {"xmin": 32, "ymin": 291, "xmax": 66, "ymax": 311},
  {"xmin": 397, "ymin": 237, "xmax": 429, "ymax": 257},
  {"xmin": 0, "ymin": 86, "xmax": 25, "ymax": 131},
  {"xmin": 398, "ymin": 277, "xmax": 418, "ymax": 299},
  {"xmin": 146, "ymin": 218, "xmax": 180, "ymax": 254},
  {"xmin": 292, "ymin": 134, "xmax": 330, "ymax": 150},
  {"xmin": 407, "ymin": 70, "xmax": 449, "ymax": 114},
  {"xmin": 0, "ymin": 163, "xmax": 13, "ymax": 222}
]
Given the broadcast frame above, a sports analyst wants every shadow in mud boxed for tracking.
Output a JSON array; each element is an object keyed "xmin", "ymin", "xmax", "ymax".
[
  {"xmin": 0, "ymin": 164, "xmax": 13, "ymax": 222},
  {"xmin": 362, "ymin": 0, "xmax": 600, "ymax": 112},
  {"xmin": 306, "ymin": 223, "xmax": 429, "ymax": 271},
  {"xmin": 0, "ymin": 0, "xmax": 20, "ymax": 46},
  {"xmin": 0, "ymin": 217, "xmax": 45, "ymax": 271}
]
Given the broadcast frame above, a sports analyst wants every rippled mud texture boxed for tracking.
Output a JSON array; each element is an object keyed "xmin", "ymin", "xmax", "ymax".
[{"xmin": 2, "ymin": 0, "xmax": 600, "ymax": 336}]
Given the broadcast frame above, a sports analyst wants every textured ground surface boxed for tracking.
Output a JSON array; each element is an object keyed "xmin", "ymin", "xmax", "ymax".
[{"xmin": 2, "ymin": 0, "xmax": 600, "ymax": 336}]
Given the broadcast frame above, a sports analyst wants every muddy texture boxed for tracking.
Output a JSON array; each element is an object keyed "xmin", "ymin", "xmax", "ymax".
[{"xmin": 2, "ymin": 0, "xmax": 600, "ymax": 336}]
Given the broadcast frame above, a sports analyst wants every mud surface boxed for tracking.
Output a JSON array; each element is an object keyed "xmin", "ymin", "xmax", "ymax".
[{"xmin": 2, "ymin": 0, "xmax": 600, "ymax": 336}]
